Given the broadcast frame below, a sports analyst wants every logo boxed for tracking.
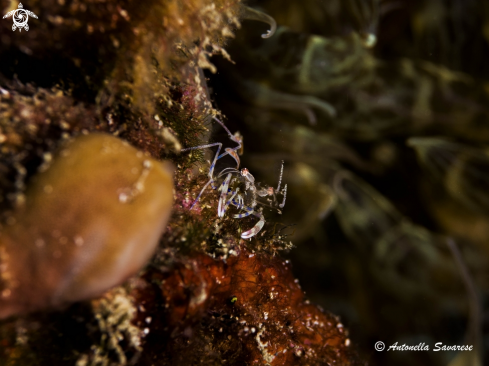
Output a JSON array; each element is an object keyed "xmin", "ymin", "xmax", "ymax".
[
  {"xmin": 376, "ymin": 341, "xmax": 474, "ymax": 352},
  {"xmin": 3, "ymin": 3, "xmax": 38, "ymax": 32},
  {"xmin": 374, "ymin": 341, "xmax": 385, "ymax": 351}
]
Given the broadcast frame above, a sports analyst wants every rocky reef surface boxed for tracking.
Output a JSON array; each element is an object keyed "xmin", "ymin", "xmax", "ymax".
[{"xmin": 0, "ymin": 0, "xmax": 361, "ymax": 365}]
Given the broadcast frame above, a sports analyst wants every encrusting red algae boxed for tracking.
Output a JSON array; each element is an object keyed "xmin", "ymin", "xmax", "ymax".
[{"xmin": 132, "ymin": 248, "xmax": 359, "ymax": 365}]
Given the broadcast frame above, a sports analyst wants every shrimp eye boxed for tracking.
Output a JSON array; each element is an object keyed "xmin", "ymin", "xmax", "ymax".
[{"xmin": 229, "ymin": 295, "xmax": 238, "ymax": 304}]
